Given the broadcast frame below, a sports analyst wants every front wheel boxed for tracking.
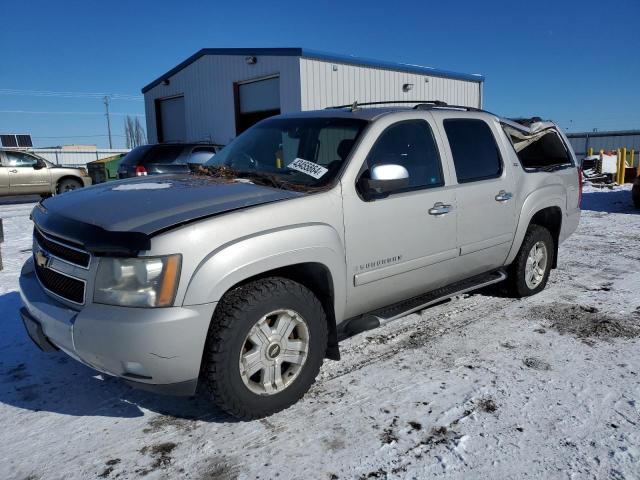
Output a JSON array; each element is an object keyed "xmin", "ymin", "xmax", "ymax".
[
  {"xmin": 202, "ymin": 277, "xmax": 328, "ymax": 419},
  {"xmin": 57, "ymin": 178, "xmax": 82, "ymax": 194},
  {"xmin": 506, "ymin": 225, "xmax": 554, "ymax": 297}
]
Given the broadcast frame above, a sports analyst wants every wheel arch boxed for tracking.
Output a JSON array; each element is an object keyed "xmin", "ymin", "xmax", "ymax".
[
  {"xmin": 506, "ymin": 186, "xmax": 565, "ymax": 267},
  {"xmin": 182, "ymin": 224, "xmax": 346, "ymax": 360},
  {"xmin": 214, "ymin": 263, "xmax": 340, "ymax": 360}
]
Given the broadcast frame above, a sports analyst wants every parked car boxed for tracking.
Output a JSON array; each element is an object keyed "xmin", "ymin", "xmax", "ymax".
[
  {"xmin": 0, "ymin": 148, "xmax": 91, "ymax": 196},
  {"xmin": 117, "ymin": 143, "xmax": 223, "ymax": 178},
  {"xmin": 632, "ymin": 175, "xmax": 640, "ymax": 208},
  {"xmin": 19, "ymin": 102, "xmax": 581, "ymax": 419}
]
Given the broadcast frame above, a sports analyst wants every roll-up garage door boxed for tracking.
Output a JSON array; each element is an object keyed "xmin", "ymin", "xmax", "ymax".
[
  {"xmin": 235, "ymin": 76, "xmax": 280, "ymax": 134},
  {"xmin": 156, "ymin": 95, "xmax": 186, "ymax": 142}
]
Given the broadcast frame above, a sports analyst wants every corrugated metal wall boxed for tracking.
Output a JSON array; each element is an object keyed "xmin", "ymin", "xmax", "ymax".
[
  {"xmin": 144, "ymin": 55, "xmax": 301, "ymax": 144},
  {"xmin": 144, "ymin": 54, "xmax": 482, "ymax": 145},
  {"xmin": 299, "ymin": 58, "xmax": 481, "ymax": 110},
  {"xmin": 30, "ymin": 148, "xmax": 129, "ymax": 167},
  {"xmin": 567, "ymin": 131, "xmax": 640, "ymax": 158}
]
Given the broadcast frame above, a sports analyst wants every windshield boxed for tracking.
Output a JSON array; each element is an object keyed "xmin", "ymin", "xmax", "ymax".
[{"xmin": 203, "ymin": 117, "xmax": 368, "ymax": 188}]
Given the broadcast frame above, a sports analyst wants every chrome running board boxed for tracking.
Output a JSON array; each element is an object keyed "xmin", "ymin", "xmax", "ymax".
[{"xmin": 340, "ymin": 269, "xmax": 507, "ymax": 338}]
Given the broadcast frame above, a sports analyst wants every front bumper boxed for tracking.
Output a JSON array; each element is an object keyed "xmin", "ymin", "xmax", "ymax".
[
  {"xmin": 81, "ymin": 177, "xmax": 92, "ymax": 187},
  {"xmin": 19, "ymin": 258, "xmax": 216, "ymax": 396}
]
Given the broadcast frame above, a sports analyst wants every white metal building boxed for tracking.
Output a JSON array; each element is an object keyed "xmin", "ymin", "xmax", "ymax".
[{"xmin": 141, "ymin": 48, "xmax": 485, "ymax": 145}]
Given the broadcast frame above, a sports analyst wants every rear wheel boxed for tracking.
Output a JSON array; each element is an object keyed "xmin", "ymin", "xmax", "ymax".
[
  {"xmin": 57, "ymin": 178, "xmax": 82, "ymax": 194},
  {"xmin": 202, "ymin": 277, "xmax": 327, "ymax": 419},
  {"xmin": 506, "ymin": 225, "xmax": 554, "ymax": 297}
]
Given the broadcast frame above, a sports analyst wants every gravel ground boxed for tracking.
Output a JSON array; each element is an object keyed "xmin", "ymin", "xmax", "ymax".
[{"xmin": 0, "ymin": 184, "xmax": 638, "ymax": 480}]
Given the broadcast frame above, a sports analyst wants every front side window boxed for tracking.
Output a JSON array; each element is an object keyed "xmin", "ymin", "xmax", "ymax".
[
  {"xmin": 364, "ymin": 120, "xmax": 444, "ymax": 191},
  {"xmin": 444, "ymin": 119, "xmax": 502, "ymax": 183},
  {"xmin": 4, "ymin": 151, "xmax": 39, "ymax": 167},
  {"xmin": 204, "ymin": 117, "xmax": 367, "ymax": 188}
]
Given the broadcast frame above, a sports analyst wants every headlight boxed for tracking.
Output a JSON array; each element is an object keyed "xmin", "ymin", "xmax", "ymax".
[{"xmin": 94, "ymin": 255, "xmax": 181, "ymax": 307}]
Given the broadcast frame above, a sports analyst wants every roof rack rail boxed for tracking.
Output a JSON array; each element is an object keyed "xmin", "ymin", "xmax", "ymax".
[
  {"xmin": 325, "ymin": 100, "xmax": 492, "ymax": 114},
  {"xmin": 326, "ymin": 100, "xmax": 448, "ymax": 110}
]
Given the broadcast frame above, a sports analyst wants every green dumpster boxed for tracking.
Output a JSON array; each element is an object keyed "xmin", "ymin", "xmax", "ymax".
[{"xmin": 87, "ymin": 154, "xmax": 125, "ymax": 184}]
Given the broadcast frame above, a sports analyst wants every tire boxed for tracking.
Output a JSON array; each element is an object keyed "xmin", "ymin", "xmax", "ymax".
[
  {"xmin": 202, "ymin": 277, "xmax": 328, "ymax": 419},
  {"xmin": 506, "ymin": 225, "xmax": 554, "ymax": 298},
  {"xmin": 57, "ymin": 178, "xmax": 82, "ymax": 194}
]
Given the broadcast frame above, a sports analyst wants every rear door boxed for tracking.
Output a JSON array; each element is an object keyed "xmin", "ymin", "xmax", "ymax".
[
  {"xmin": 438, "ymin": 117, "xmax": 516, "ymax": 273},
  {"xmin": 4, "ymin": 151, "xmax": 51, "ymax": 194}
]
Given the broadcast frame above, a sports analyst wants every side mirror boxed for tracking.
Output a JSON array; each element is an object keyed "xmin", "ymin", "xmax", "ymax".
[
  {"xmin": 358, "ymin": 164, "xmax": 410, "ymax": 200},
  {"xmin": 33, "ymin": 162, "xmax": 45, "ymax": 170}
]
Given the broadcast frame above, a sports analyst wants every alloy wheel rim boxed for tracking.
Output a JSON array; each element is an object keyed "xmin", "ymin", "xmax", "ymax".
[
  {"xmin": 525, "ymin": 241, "xmax": 548, "ymax": 289},
  {"xmin": 238, "ymin": 309, "xmax": 309, "ymax": 395}
]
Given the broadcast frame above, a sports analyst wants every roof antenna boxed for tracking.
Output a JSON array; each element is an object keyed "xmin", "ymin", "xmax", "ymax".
[{"xmin": 351, "ymin": 101, "xmax": 359, "ymax": 111}]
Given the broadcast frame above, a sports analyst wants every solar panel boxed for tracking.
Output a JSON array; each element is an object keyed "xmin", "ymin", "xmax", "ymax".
[
  {"xmin": 0, "ymin": 135, "xmax": 18, "ymax": 147},
  {"xmin": 16, "ymin": 135, "xmax": 33, "ymax": 147}
]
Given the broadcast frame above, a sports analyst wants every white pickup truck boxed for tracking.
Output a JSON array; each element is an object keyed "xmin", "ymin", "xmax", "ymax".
[{"xmin": 19, "ymin": 102, "xmax": 581, "ymax": 419}]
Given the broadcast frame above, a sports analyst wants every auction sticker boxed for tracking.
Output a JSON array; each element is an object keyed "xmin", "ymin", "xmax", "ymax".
[{"xmin": 287, "ymin": 158, "xmax": 328, "ymax": 179}]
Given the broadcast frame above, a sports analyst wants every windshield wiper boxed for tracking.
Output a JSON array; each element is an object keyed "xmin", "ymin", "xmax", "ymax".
[{"xmin": 233, "ymin": 170, "xmax": 288, "ymax": 189}]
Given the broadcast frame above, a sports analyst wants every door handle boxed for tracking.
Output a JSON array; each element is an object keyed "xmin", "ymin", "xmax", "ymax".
[
  {"xmin": 9, "ymin": 169, "xmax": 18, "ymax": 173},
  {"xmin": 428, "ymin": 202, "xmax": 452, "ymax": 216},
  {"xmin": 495, "ymin": 190, "xmax": 513, "ymax": 202}
]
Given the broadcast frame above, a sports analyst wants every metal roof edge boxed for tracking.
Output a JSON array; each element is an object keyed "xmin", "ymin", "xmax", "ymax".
[
  {"xmin": 300, "ymin": 48, "xmax": 484, "ymax": 83},
  {"xmin": 566, "ymin": 129, "xmax": 640, "ymax": 138},
  {"xmin": 141, "ymin": 47, "xmax": 483, "ymax": 94}
]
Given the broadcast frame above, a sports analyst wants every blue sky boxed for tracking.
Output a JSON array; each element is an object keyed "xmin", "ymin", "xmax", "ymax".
[{"xmin": 1, "ymin": 0, "xmax": 638, "ymax": 148}]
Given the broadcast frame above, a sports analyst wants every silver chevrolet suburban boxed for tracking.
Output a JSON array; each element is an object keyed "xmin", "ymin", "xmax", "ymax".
[{"xmin": 19, "ymin": 102, "xmax": 581, "ymax": 419}]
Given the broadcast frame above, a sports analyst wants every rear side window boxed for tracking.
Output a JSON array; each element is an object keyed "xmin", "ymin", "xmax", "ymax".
[
  {"xmin": 365, "ymin": 120, "xmax": 443, "ymax": 190},
  {"xmin": 444, "ymin": 119, "xmax": 502, "ymax": 183},
  {"xmin": 120, "ymin": 145, "xmax": 184, "ymax": 166},
  {"xmin": 143, "ymin": 145, "xmax": 184, "ymax": 165}
]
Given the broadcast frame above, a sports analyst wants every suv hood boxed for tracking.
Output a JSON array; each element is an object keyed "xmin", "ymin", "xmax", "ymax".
[{"xmin": 33, "ymin": 174, "xmax": 303, "ymax": 255}]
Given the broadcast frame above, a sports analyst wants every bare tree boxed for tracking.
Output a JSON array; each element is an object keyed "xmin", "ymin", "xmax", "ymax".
[{"xmin": 124, "ymin": 115, "xmax": 147, "ymax": 148}]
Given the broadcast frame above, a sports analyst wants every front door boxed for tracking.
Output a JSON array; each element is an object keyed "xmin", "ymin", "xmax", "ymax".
[
  {"xmin": 342, "ymin": 117, "xmax": 459, "ymax": 318},
  {"xmin": 438, "ymin": 118, "xmax": 516, "ymax": 274},
  {"xmin": 4, "ymin": 151, "xmax": 51, "ymax": 194},
  {"xmin": 0, "ymin": 153, "xmax": 10, "ymax": 195}
]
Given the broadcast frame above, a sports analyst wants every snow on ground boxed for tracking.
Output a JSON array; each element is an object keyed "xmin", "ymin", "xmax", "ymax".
[{"xmin": 0, "ymin": 185, "xmax": 639, "ymax": 480}]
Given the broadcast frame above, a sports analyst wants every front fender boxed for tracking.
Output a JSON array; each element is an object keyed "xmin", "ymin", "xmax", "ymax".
[
  {"xmin": 505, "ymin": 185, "xmax": 565, "ymax": 265},
  {"xmin": 182, "ymin": 223, "xmax": 347, "ymax": 322}
]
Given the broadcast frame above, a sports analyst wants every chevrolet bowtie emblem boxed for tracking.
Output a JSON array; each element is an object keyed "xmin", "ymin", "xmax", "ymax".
[{"xmin": 35, "ymin": 249, "xmax": 51, "ymax": 269}]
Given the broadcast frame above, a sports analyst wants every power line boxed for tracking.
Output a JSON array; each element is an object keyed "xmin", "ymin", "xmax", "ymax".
[
  {"xmin": 31, "ymin": 134, "xmax": 127, "ymax": 138},
  {"xmin": 0, "ymin": 110, "xmax": 144, "ymax": 116},
  {"xmin": 0, "ymin": 88, "xmax": 143, "ymax": 101}
]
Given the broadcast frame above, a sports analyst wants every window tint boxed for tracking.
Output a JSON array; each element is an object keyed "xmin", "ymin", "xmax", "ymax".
[
  {"xmin": 143, "ymin": 145, "xmax": 184, "ymax": 165},
  {"xmin": 315, "ymin": 125, "xmax": 362, "ymax": 167},
  {"xmin": 444, "ymin": 119, "xmax": 502, "ymax": 183},
  {"xmin": 4, "ymin": 151, "xmax": 38, "ymax": 167},
  {"xmin": 365, "ymin": 120, "xmax": 443, "ymax": 190}
]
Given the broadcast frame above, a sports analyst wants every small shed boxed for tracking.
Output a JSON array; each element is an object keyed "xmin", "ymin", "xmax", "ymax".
[{"xmin": 141, "ymin": 48, "xmax": 484, "ymax": 145}]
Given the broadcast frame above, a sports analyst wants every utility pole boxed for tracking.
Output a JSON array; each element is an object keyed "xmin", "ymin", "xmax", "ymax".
[{"xmin": 103, "ymin": 95, "xmax": 113, "ymax": 149}]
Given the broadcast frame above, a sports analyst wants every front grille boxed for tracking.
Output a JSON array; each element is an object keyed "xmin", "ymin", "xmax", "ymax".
[
  {"xmin": 34, "ymin": 228, "xmax": 90, "ymax": 268},
  {"xmin": 35, "ymin": 261, "xmax": 85, "ymax": 304}
]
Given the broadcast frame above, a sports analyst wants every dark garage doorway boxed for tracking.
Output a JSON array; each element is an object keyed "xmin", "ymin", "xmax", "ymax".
[{"xmin": 234, "ymin": 76, "xmax": 281, "ymax": 135}]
